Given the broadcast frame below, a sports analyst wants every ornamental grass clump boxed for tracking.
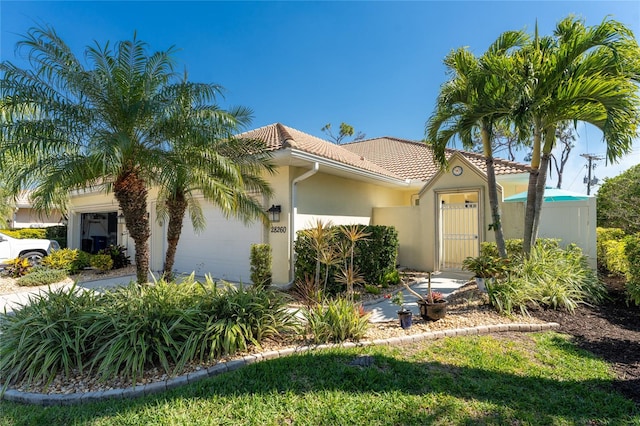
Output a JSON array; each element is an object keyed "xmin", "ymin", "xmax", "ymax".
[
  {"xmin": 0, "ymin": 275, "xmax": 298, "ymax": 390},
  {"xmin": 487, "ymin": 243, "xmax": 606, "ymax": 315},
  {"xmin": 303, "ymin": 297, "xmax": 369, "ymax": 344},
  {"xmin": 0, "ymin": 284, "xmax": 99, "ymax": 390}
]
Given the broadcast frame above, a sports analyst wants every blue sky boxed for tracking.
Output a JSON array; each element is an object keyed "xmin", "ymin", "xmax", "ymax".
[{"xmin": 1, "ymin": 1, "xmax": 639, "ymax": 193}]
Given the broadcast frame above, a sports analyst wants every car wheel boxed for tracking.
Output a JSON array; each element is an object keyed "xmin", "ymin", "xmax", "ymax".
[{"xmin": 20, "ymin": 251, "xmax": 45, "ymax": 266}]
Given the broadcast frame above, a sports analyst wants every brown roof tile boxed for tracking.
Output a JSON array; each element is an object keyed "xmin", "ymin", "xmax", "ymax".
[
  {"xmin": 343, "ymin": 137, "xmax": 530, "ymax": 181},
  {"xmin": 238, "ymin": 123, "xmax": 405, "ymax": 180}
]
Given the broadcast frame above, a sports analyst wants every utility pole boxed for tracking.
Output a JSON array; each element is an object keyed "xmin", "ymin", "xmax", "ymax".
[{"xmin": 581, "ymin": 153, "xmax": 603, "ymax": 195}]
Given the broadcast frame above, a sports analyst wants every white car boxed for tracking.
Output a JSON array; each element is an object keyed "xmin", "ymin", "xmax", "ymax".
[{"xmin": 0, "ymin": 231, "xmax": 60, "ymax": 266}]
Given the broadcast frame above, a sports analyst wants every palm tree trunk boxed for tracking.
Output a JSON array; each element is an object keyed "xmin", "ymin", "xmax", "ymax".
[
  {"xmin": 163, "ymin": 193, "xmax": 188, "ymax": 279},
  {"xmin": 523, "ymin": 121, "xmax": 543, "ymax": 256},
  {"xmin": 486, "ymin": 156, "xmax": 507, "ymax": 258},
  {"xmin": 531, "ymin": 152, "xmax": 551, "ymax": 247},
  {"xmin": 114, "ymin": 168, "xmax": 150, "ymax": 284},
  {"xmin": 482, "ymin": 127, "xmax": 507, "ymax": 258}
]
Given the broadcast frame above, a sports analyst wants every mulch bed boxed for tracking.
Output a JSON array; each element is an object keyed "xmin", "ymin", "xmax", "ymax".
[{"xmin": 531, "ymin": 275, "xmax": 640, "ymax": 405}]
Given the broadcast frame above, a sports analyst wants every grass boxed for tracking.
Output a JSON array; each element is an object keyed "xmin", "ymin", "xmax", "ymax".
[{"xmin": 1, "ymin": 331, "xmax": 638, "ymax": 425}]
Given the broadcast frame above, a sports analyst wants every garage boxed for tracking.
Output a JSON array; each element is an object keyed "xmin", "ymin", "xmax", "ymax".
[{"xmin": 171, "ymin": 203, "xmax": 264, "ymax": 283}]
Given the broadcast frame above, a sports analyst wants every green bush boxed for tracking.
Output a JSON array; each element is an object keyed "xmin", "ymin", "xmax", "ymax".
[
  {"xmin": 0, "ymin": 285, "xmax": 99, "ymax": 388},
  {"xmin": 481, "ymin": 238, "xmax": 559, "ymax": 261},
  {"xmin": 85, "ymin": 276, "xmax": 297, "ymax": 382},
  {"xmin": 596, "ymin": 227, "xmax": 628, "ymax": 275},
  {"xmin": 624, "ymin": 234, "xmax": 640, "ymax": 306},
  {"xmin": 364, "ymin": 284, "xmax": 381, "ymax": 295},
  {"xmin": 97, "ymin": 244, "xmax": 130, "ymax": 269},
  {"xmin": 41, "ymin": 248, "xmax": 90, "ymax": 274},
  {"xmin": 486, "ymin": 277, "xmax": 533, "ymax": 316},
  {"xmin": 0, "ymin": 276, "xmax": 298, "ymax": 388},
  {"xmin": 601, "ymin": 240, "xmax": 629, "ymax": 276},
  {"xmin": 383, "ymin": 269, "xmax": 401, "ymax": 286},
  {"xmin": 303, "ymin": 297, "xmax": 369, "ymax": 344},
  {"xmin": 250, "ymin": 243, "xmax": 272, "ymax": 288},
  {"xmin": 17, "ymin": 267, "xmax": 68, "ymax": 287},
  {"xmin": 295, "ymin": 224, "xmax": 398, "ymax": 293},
  {"xmin": 45, "ymin": 225, "xmax": 67, "ymax": 248},
  {"xmin": 90, "ymin": 254, "xmax": 113, "ymax": 272},
  {"xmin": 487, "ymin": 243, "xmax": 605, "ymax": 315}
]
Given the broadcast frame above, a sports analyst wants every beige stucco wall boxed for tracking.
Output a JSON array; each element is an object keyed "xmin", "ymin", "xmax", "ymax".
[
  {"xmin": 12, "ymin": 208, "xmax": 62, "ymax": 228},
  {"xmin": 267, "ymin": 166, "xmax": 292, "ymax": 285},
  {"xmin": 372, "ymin": 206, "xmax": 423, "ymax": 268}
]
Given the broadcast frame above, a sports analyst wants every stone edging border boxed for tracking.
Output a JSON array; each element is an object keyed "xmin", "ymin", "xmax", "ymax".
[{"xmin": 1, "ymin": 322, "xmax": 560, "ymax": 406}]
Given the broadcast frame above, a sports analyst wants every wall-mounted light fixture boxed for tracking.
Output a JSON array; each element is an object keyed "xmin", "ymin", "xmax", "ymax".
[
  {"xmin": 267, "ymin": 204, "xmax": 281, "ymax": 222},
  {"xmin": 118, "ymin": 213, "xmax": 125, "ymax": 224}
]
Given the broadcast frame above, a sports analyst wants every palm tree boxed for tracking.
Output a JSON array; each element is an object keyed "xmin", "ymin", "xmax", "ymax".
[
  {"xmin": 1, "ymin": 25, "xmax": 180, "ymax": 283},
  {"xmin": 516, "ymin": 17, "xmax": 640, "ymax": 255},
  {"xmin": 154, "ymin": 80, "xmax": 274, "ymax": 278},
  {"xmin": 426, "ymin": 31, "xmax": 528, "ymax": 258}
]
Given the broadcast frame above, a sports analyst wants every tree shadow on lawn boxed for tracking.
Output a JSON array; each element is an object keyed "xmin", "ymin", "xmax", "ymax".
[{"xmin": 2, "ymin": 339, "xmax": 638, "ymax": 425}]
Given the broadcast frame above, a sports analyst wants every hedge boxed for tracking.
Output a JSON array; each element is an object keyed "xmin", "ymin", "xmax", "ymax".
[{"xmin": 294, "ymin": 224, "xmax": 398, "ymax": 293}]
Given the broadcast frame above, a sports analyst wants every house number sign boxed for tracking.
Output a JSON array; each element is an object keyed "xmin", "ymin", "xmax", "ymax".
[{"xmin": 270, "ymin": 226, "xmax": 287, "ymax": 233}]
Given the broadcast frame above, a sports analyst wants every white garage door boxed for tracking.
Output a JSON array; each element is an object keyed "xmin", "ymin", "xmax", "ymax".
[{"xmin": 173, "ymin": 203, "xmax": 263, "ymax": 283}]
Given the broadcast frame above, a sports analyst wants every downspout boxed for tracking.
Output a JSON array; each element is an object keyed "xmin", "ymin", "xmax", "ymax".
[{"xmin": 287, "ymin": 162, "xmax": 319, "ymax": 287}]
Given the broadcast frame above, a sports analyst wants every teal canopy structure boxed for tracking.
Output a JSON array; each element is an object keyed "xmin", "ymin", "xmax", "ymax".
[{"xmin": 504, "ymin": 186, "xmax": 591, "ymax": 203}]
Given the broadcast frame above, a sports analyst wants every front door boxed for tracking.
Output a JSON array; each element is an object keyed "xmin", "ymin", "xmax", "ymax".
[{"xmin": 438, "ymin": 191, "xmax": 480, "ymax": 271}]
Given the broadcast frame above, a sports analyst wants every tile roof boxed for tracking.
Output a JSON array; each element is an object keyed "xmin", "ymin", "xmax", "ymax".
[
  {"xmin": 237, "ymin": 123, "xmax": 405, "ymax": 180},
  {"xmin": 342, "ymin": 136, "xmax": 531, "ymax": 181},
  {"xmin": 237, "ymin": 124, "xmax": 530, "ymax": 183}
]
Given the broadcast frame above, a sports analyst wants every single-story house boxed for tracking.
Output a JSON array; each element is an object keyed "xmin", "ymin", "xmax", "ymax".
[
  {"xmin": 7, "ymin": 191, "xmax": 63, "ymax": 229},
  {"xmin": 66, "ymin": 123, "xmax": 596, "ymax": 285}
]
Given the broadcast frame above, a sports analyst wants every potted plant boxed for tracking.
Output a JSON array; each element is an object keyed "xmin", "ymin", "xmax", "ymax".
[
  {"xmin": 462, "ymin": 254, "xmax": 509, "ymax": 292},
  {"xmin": 386, "ymin": 291, "xmax": 412, "ymax": 329},
  {"xmin": 404, "ymin": 271, "xmax": 448, "ymax": 321}
]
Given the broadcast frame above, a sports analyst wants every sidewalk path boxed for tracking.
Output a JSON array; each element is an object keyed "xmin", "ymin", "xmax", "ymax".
[
  {"xmin": 0, "ymin": 275, "xmax": 136, "ymax": 314},
  {"xmin": 365, "ymin": 271, "xmax": 472, "ymax": 323}
]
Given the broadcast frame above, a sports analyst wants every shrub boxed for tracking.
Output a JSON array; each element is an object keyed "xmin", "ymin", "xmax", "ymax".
[
  {"xmin": 364, "ymin": 284, "xmax": 381, "ymax": 295},
  {"xmin": 383, "ymin": 269, "xmax": 401, "ymax": 286},
  {"xmin": 17, "ymin": 267, "xmax": 68, "ymax": 287},
  {"xmin": 486, "ymin": 277, "xmax": 533, "ymax": 316},
  {"xmin": 624, "ymin": 234, "xmax": 640, "ymax": 306},
  {"xmin": 90, "ymin": 254, "xmax": 113, "ymax": 272},
  {"xmin": 45, "ymin": 225, "xmax": 67, "ymax": 248},
  {"xmin": 601, "ymin": 240, "xmax": 629, "ymax": 276},
  {"xmin": 86, "ymin": 276, "xmax": 297, "ymax": 381},
  {"xmin": 487, "ymin": 243, "xmax": 606, "ymax": 315},
  {"xmin": 97, "ymin": 244, "xmax": 130, "ymax": 269},
  {"xmin": 295, "ymin": 224, "xmax": 399, "ymax": 293},
  {"xmin": 303, "ymin": 297, "xmax": 369, "ymax": 344},
  {"xmin": 0, "ymin": 274, "xmax": 299, "ymax": 387},
  {"xmin": 0, "ymin": 285, "xmax": 99, "ymax": 388},
  {"xmin": 250, "ymin": 243, "xmax": 272, "ymax": 288},
  {"xmin": 596, "ymin": 227, "xmax": 628, "ymax": 275},
  {"xmin": 2, "ymin": 257, "xmax": 32, "ymax": 278},
  {"xmin": 41, "ymin": 248, "xmax": 90, "ymax": 274}
]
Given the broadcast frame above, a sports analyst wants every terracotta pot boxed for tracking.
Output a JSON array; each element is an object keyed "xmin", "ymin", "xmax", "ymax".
[{"xmin": 417, "ymin": 300, "xmax": 448, "ymax": 321}]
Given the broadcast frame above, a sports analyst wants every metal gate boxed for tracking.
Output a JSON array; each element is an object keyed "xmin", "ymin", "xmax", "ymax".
[{"xmin": 439, "ymin": 202, "xmax": 479, "ymax": 270}]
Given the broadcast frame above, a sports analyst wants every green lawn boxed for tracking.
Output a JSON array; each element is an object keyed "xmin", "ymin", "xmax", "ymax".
[{"xmin": 1, "ymin": 332, "xmax": 638, "ymax": 425}]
